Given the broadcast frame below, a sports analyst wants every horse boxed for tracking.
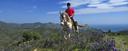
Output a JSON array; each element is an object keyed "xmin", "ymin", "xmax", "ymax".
[{"xmin": 59, "ymin": 11, "xmax": 79, "ymax": 39}]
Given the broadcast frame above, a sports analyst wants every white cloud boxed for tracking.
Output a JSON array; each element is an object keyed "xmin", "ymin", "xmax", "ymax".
[
  {"xmin": 109, "ymin": 0, "xmax": 126, "ymax": 3},
  {"xmin": 59, "ymin": 0, "xmax": 70, "ymax": 4},
  {"xmin": 110, "ymin": 1, "xmax": 128, "ymax": 6},
  {"xmin": 89, "ymin": 0, "xmax": 101, "ymax": 4},
  {"xmin": 47, "ymin": 7, "xmax": 128, "ymax": 15},
  {"xmin": 88, "ymin": 3, "xmax": 114, "ymax": 9},
  {"xmin": 60, "ymin": 0, "xmax": 128, "ymax": 8},
  {"xmin": 60, "ymin": 0, "xmax": 89, "ymax": 8},
  {"xmin": 59, "ymin": 0, "xmax": 109, "ymax": 8},
  {"xmin": 48, "ymin": 0, "xmax": 128, "ymax": 15},
  {"xmin": 88, "ymin": 0, "xmax": 128, "ymax": 8},
  {"xmin": 76, "ymin": 7, "xmax": 128, "ymax": 14}
]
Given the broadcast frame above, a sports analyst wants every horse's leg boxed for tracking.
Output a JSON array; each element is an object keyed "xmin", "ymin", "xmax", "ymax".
[
  {"xmin": 64, "ymin": 35, "xmax": 67, "ymax": 40},
  {"xmin": 63, "ymin": 24, "xmax": 71, "ymax": 40},
  {"xmin": 66, "ymin": 27, "xmax": 71, "ymax": 39},
  {"xmin": 68, "ymin": 31, "xmax": 71, "ymax": 39},
  {"xmin": 63, "ymin": 29, "xmax": 68, "ymax": 40},
  {"xmin": 76, "ymin": 21, "xmax": 79, "ymax": 33},
  {"xmin": 63, "ymin": 25, "xmax": 68, "ymax": 40}
]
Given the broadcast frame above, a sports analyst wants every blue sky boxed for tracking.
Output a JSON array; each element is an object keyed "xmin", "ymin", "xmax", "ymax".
[{"xmin": 0, "ymin": 0, "xmax": 128, "ymax": 25}]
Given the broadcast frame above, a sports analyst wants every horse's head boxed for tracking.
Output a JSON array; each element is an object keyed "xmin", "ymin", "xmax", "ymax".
[
  {"xmin": 60, "ymin": 12, "xmax": 70, "ymax": 22},
  {"xmin": 60, "ymin": 12, "xmax": 73, "ymax": 29},
  {"xmin": 60, "ymin": 12, "xmax": 65, "ymax": 25},
  {"xmin": 60, "ymin": 12, "xmax": 66, "ymax": 18}
]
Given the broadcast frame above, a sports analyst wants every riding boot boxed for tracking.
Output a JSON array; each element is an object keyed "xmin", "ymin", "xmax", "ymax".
[{"xmin": 74, "ymin": 21, "xmax": 77, "ymax": 30}]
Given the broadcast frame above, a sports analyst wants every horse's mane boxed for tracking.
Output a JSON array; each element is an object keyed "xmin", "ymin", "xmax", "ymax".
[{"xmin": 61, "ymin": 12, "xmax": 71, "ymax": 22}]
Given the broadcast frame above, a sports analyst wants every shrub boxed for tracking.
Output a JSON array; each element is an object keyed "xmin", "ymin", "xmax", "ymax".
[{"xmin": 22, "ymin": 31, "xmax": 41, "ymax": 41}]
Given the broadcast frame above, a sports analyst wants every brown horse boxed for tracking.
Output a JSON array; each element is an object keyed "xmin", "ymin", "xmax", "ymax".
[{"xmin": 60, "ymin": 11, "xmax": 79, "ymax": 39}]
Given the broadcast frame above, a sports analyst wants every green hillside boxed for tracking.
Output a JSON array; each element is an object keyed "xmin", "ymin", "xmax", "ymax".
[{"xmin": 0, "ymin": 21, "xmax": 128, "ymax": 51}]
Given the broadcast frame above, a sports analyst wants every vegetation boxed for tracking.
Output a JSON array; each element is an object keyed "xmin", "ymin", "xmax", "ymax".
[
  {"xmin": 0, "ymin": 21, "xmax": 128, "ymax": 51},
  {"xmin": 22, "ymin": 31, "xmax": 41, "ymax": 41}
]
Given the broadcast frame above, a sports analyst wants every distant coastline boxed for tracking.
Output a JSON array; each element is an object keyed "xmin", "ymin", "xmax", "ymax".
[{"xmin": 90, "ymin": 24, "xmax": 128, "ymax": 32}]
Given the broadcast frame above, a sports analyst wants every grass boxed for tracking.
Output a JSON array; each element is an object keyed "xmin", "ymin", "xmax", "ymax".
[
  {"xmin": 33, "ymin": 48, "xmax": 55, "ymax": 51},
  {"xmin": 107, "ymin": 34, "xmax": 128, "ymax": 51}
]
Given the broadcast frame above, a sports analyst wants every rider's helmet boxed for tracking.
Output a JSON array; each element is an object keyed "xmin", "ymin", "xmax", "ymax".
[{"xmin": 67, "ymin": 2, "xmax": 71, "ymax": 7}]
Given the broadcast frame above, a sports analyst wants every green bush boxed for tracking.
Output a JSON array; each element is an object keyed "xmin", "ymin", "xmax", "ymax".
[{"xmin": 22, "ymin": 31, "xmax": 41, "ymax": 41}]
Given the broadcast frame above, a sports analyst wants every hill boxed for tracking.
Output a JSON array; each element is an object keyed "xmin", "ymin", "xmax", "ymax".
[{"xmin": 0, "ymin": 21, "xmax": 128, "ymax": 51}]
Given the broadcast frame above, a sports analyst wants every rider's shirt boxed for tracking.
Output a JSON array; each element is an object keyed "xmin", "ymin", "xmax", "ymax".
[{"xmin": 65, "ymin": 7, "xmax": 74, "ymax": 17}]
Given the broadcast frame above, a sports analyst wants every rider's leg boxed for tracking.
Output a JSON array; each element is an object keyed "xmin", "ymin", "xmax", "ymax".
[
  {"xmin": 70, "ymin": 17, "xmax": 75, "ymax": 24},
  {"xmin": 70, "ymin": 17, "xmax": 75, "ymax": 27},
  {"xmin": 70, "ymin": 17, "xmax": 77, "ymax": 30}
]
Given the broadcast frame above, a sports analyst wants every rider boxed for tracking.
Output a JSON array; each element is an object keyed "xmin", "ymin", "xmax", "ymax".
[
  {"xmin": 65, "ymin": 2, "xmax": 77, "ymax": 30},
  {"xmin": 65, "ymin": 2, "xmax": 75, "ymax": 24}
]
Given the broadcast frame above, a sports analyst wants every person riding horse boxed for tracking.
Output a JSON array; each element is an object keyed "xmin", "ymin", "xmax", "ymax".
[
  {"xmin": 60, "ymin": 3, "xmax": 79, "ymax": 40},
  {"xmin": 65, "ymin": 3, "xmax": 77, "ymax": 31}
]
